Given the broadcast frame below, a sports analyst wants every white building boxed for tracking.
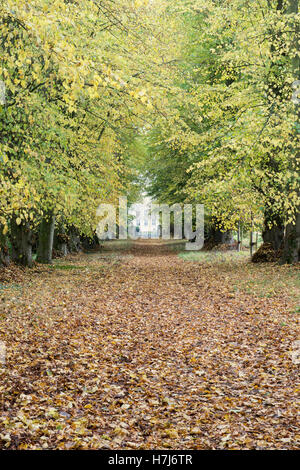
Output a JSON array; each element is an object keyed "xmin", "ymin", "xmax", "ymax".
[{"xmin": 129, "ymin": 196, "xmax": 160, "ymax": 239}]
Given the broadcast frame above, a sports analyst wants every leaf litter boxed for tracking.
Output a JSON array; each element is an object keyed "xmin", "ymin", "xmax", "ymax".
[{"xmin": 0, "ymin": 241, "xmax": 299, "ymax": 449}]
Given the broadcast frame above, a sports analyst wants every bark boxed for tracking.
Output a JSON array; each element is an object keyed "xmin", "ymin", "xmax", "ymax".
[
  {"xmin": 237, "ymin": 222, "xmax": 241, "ymax": 251},
  {"xmin": 262, "ymin": 225, "xmax": 284, "ymax": 251},
  {"xmin": 0, "ymin": 231, "xmax": 10, "ymax": 266},
  {"xmin": 54, "ymin": 226, "xmax": 69, "ymax": 256},
  {"xmin": 60, "ymin": 242, "xmax": 68, "ymax": 256},
  {"xmin": 68, "ymin": 228, "xmax": 82, "ymax": 253},
  {"xmin": 262, "ymin": 208, "xmax": 284, "ymax": 251},
  {"xmin": 10, "ymin": 219, "xmax": 33, "ymax": 267},
  {"xmin": 210, "ymin": 227, "xmax": 234, "ymax": 244},
  {"xmin": 36, "ymin": 214, "xmax": 55, "ymax": 264},
  {"xmin": 281, "ymin": 211, "xmax": 300, "ymax": 263},
  {"xmin": 0, "ymin": 247, "xmax": 10, "ymax": 266},
  {"xmin": 250, "ymin": 229, "xmax": 254, "ymax": 258}
]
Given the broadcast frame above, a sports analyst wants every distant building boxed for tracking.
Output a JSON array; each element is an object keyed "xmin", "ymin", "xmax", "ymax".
[{"xmin": 129, "ymin": 196, "xmax": 160, "ymax": 239}]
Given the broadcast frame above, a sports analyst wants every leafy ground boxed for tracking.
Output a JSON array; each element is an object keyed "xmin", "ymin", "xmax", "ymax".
[{"xmin": 0, "ymin": 240, "xmax": 299, "ymax": 450}]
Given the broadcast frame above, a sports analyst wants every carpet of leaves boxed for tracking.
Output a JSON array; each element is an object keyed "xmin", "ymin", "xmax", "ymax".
[{"xmin": 0, "ymin": 241, "xmax": 299, "ymax": 450}]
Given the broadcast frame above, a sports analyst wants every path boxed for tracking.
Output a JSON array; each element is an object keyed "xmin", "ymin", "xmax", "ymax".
[{"xmin": 0, "ymin": 241, "xmax": 298, "ymax": 449}]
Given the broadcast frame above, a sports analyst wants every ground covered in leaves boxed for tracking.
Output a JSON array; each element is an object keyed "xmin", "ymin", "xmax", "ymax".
[{"xmin": 0, "ymin": 241, "xmax": 299, "ymax": 449}]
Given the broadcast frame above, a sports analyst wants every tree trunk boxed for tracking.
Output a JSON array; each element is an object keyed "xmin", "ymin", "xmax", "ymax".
[
  {"xmin": 262, "ymin": 225, "xmax": 284, "ymax": 251},
  {"xmin": 250, "ymin": 229, "xmax": 254, "ymax": 257},
  {"xmin": 210, "ymin": 227, "xmax": 234, "ymax": 244},
  {"xmin": 36, "ymin": 214, "xmax": 55, "ymax": 264},
  {"xmin": 281, "ymin": 211, "xmax": 300, "ymax": 263},
  {"xmin": 68, "ymin": 227, "xmax": 82, "ymax": 253},
  {"xmin": 10, "ymin": 219, "xmax": 33, "ymax": 267},
  {"xmin": 0, "ymin": 231, "xmax": 10, "ymax": 266},
  {"xmin": 237, "ymin": 221, "xmax": 241, "ymax": 251},
  {"xmin": 54, "ymin": 225, "xmax": 69, "ymax": 256},
  {"xmin": 262, "ymin": 209, "xmax": 284, "ymax": 251}
]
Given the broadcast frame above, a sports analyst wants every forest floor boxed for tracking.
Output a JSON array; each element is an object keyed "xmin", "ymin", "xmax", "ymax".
[{"xmin": 0, "ymin": 240, "xmax": 299, "ymax": 450}]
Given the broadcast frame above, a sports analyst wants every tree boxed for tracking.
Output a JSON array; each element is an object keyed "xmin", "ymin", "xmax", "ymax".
[
  {"xmin": 144, "ymin": 1, "xmax": 299, "ymax": 260},
  {"xmin": 0, "ymin": 0, "xmax": 183, "ymax": 264}
]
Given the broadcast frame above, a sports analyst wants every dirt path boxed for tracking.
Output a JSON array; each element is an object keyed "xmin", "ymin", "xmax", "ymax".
[{"xmin": 0, "ymin": 241, "xmax": 299, "ymax": 449}]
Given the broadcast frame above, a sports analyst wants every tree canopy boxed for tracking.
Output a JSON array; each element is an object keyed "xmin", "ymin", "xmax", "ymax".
[{"xmin": 0, "ymin": 0, "xmax": 299, "ymax": 263}]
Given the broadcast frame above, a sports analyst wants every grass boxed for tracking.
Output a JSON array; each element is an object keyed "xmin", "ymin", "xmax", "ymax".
[
  {"xmin": 0, "ymin": 283, "xmax": 21, "ymax": 290},
  {"xmin": 48, "ymin": 248, "xmax": 126, "ymax": 273},
  {"xmin": 231, "ymin": 263, "xmax": 300, "ymax": 303},
  {"xmin": 50, "ymin": 264, "xmax": 87, "ymax": 271},
  {"xmin": 179, "ymin": 249, "xmax": 300, "ymax": 304},
  {"xmin": 101, "ymin": 240, "xmax": 133, "ymax": 251},
  {"xmin": 50, "ymin": 261, "xmax": 108, "ymax": 273},
  {"xmin": 179, "ymin": 249, "xmax": 250, "ymax": 264}
]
